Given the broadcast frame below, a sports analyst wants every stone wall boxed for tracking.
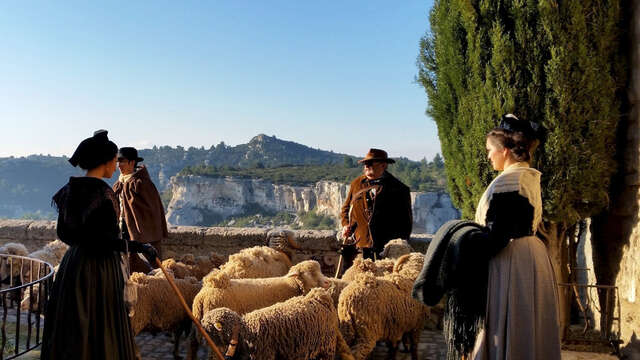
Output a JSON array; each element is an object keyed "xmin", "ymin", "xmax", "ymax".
[{"xmin": 0, "ymin": 219, "xmax": 432, "ymax": 276}]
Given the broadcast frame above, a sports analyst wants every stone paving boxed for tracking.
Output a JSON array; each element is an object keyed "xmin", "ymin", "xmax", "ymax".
[
  {"xmin": 134, "ymin": 329, "xmax": 618, "ymax": 360},
  {"xmin": 0, "ymin": 308, "xmax": 617, "ymax": 359}
]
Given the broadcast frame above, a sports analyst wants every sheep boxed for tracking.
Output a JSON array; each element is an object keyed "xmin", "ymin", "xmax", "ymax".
[
  {"xmin": 341, "ymin": 257, "xmax": 395, "ymax": 281},
  {"xmin": 392, "ymin": 252, "xmax": 425, "ymax": 281},
  {"xmin": 188, "ymin": 260, "xmax": 330, "ymax": 360},
  {"xmin": 266, "ymin": 228, "xmax": 301, "ymax": 261},
  {"xmin": 215, "ymin": 246, "xmax": 292, "ymax": 280},
  {"xmin": 380, "ymin": 238, "xmax": 413, "ymax": 259},
  {"xmin": 0, "ymin": 243, "xmax": 29, "ymax": 285},
  {"xmin": 20, "ymin": 264, "xmax": 59, "ymax": 312},
  {"xmin": 157, "ymin": 252, "xmax": 224, "ymax": 280},
  {"xmin": 327, "ymin": 278, "xmax": 351, "ymax": 307},
  {"xmin": 193, "ymin": 260, "xmax": 329, "ymax": 319},
  {"xmin": 129, "ymin": 271, "xmax": 202, "ymax": 360},
  {"xmin": 338, "ymin": 273, "xmax": 430, "ymax": 360},
  {"xmin": 201, "ymin": 288, "xmax": 354, "ymax": 360}
]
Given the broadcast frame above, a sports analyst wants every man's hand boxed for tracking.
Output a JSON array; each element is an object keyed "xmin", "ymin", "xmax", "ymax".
[
  {"xmin": 341, "ymin": 226, "xmax": 351, "ymax": 239},
  {"xmin": 140, "ymin": 243, "xmax": 159, "ymax": 262}
]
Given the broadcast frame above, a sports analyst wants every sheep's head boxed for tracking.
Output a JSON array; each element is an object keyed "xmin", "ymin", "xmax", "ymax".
[
  {"xmin": 267, "ymin": 229, "xmax": 301, "ymax": 260},
  {"xmin": 381, "ymin": 238, "xmax": 412, "ymax": 259},
  {"xmin": 202, "ymin": 308, "xmax": 251, "ymax": 358},
  {"xmin": 180, "ymin": 254, "xmax": 196, "ymax": 265},
  {"xmin": 287, "ymin": 260, "xmax": 330, "ymax": 293},
  {"xmin": 0, "ymin": 243, "xmax": 29, "ymax": 284},
  {"xmin": 44, "ymin": 240, "xmax": 69, "ymax": 260}
]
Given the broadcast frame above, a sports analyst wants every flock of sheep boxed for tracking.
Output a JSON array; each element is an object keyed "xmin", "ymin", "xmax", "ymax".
[{"xmin": 0, "ymin": 230, "xmax": 432, "ymax": 360}]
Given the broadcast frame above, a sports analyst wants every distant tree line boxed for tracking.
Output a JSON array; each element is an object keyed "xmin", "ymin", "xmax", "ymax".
[{"xmin": 179, "ymin": 153, "xmax": 447, "ymax": 192}]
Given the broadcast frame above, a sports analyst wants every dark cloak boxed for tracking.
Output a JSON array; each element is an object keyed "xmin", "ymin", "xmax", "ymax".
[{"xmin": 41, "ymin": 176, "xmax": 138, "ymax": 360}]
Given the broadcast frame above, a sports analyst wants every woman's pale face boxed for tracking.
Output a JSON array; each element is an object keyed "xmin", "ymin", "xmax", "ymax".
[{"xmin": 486, "ymin": 138, "xmax": 507, "ymax": 171}]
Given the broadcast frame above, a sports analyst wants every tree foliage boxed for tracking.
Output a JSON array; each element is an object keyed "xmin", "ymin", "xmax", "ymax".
[
  {"xmin": 180, "ymin": 155, "xmax": 447, "ymax": 192},
  {"xmin": 418, "ymin": 0, "xmax": 627, "ymax": 224}
]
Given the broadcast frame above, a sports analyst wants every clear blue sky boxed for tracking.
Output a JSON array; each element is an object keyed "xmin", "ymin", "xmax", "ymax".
[{"xmin": 0, "ymin": 1, "xmax": 438, "ymax": 161}]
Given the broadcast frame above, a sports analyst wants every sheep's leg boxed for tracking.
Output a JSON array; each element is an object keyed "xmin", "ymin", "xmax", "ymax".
[
  {"xmin": 350, "ymin": 330, "xmax": 377, "ymax": 360},
  {"xmin": 399, "ymin": 332, "xmax": 411, "ymax": 353},
  {"xmin": 335, "ymin": 330, "xmax": 355, "ymax": 360},
  {"xmin": 409, "ymin": 329, "xmax": 420, "ymax": 360},
  {"xmin": 173, "ymin": 328, "xmax": 183, "ymax": 360},
  {"xmin": 186, "ymin": 328, "xmax": 199, "ymax": 360},
  {"xmin": 385, "ymin": 340, "xmax": 399, "ymax": 360}
]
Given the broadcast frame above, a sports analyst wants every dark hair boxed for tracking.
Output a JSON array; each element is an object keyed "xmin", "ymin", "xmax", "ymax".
[
  {"xmin": 69, "ymin": 130, "xmax": 118, "ymax": 170},
  {"xmin": 487, "ymin": 114, "xmax": 541, "ymax": 162}
]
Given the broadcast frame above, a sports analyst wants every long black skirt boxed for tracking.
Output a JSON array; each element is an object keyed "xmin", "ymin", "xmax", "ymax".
[{"xmin": 41, "ymin": 246, "xmax": 138, "ymax": 360}]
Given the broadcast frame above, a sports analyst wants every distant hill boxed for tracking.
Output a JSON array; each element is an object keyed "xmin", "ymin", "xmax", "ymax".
[
  {"xmin": 0, "ymin": 134, "xmax": 446, "ymax": 219},
  {"xmin": 0, "ymin": 155, "xmax": 83, "ymax": 219},
  {"xmin": 139, "ymin": 134, "xmax": 347, "ymax": 189}
]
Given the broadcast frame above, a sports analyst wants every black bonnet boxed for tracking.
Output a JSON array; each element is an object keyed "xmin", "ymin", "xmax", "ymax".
[
  {"xmin": 68, "ymin": 130, "xmax": 118, "ymax": 170},
  {"xmin": 498, "ymin": 114, "xmax": 541, "ymax": 139}
]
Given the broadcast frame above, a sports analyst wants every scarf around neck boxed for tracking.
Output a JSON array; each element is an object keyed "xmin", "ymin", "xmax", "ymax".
[{"xmin": 474, "ymin": 162, "xmax": 542, "ymax": 234}]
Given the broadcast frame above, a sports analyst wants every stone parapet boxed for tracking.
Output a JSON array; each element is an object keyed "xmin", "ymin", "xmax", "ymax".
[{"xmin": 0, "ymin": 219, "xmax": 432, "ymax": 276}]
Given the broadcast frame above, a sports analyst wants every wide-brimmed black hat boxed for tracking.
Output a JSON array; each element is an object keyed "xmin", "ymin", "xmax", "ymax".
[
  {"xmin": 68, "ymin": 130, "xmax": 118, "ymax": 170},
  {"xmin": 117, "ymin": 147, "xmax": 144, "ymax": 163},
  {"xmin": 357, "ymin": 148, "xmax": 396, "ymax": 164}
]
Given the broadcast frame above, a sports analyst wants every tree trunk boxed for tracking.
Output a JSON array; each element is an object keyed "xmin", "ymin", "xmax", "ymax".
[{"xmin": 539, "ymin": 221, "xmax": 570, "ymax": 338}]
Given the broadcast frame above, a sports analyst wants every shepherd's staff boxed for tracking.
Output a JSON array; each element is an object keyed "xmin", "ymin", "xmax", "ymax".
[
  {"xmin": 335, "ymin": 205, "xmax": 357, "ymax": 278},
  {"xmin": 154, "ymin": 258, "xmax": 226, "ymax": 360}
]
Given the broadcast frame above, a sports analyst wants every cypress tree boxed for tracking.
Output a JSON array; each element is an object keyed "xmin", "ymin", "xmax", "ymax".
[{"xmin": 418, "ymin": 0, "xmax": 627, "ymax": 330}]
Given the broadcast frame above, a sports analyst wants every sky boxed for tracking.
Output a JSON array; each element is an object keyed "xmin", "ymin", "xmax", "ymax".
[{"xmin": 0, "ymin": 1, "xmax": 439, "ymax": 161}]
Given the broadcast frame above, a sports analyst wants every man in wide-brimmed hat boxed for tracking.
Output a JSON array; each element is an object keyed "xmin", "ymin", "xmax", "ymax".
[
  {"xmin": 113, "ymin": 147, "xmax": 168, "ymax": 273},
  {"xmin": 337, "ymin": 148, "xmax": 413, "ymax": 275}
]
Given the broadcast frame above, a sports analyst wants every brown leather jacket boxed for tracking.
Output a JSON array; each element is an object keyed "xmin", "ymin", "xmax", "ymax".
[
  {"xmin": 112, "ymin": 166, "xmax": 168, "ymax": 244},
  {"xmin": 340, "ymin": 172, "xmax": 412, "ymax": 253}
]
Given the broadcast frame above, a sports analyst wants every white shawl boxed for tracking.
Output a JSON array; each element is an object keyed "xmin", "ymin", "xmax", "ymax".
[{"xmin": 474, "ymin": 162, "xmax": 542, "ymax": 234}]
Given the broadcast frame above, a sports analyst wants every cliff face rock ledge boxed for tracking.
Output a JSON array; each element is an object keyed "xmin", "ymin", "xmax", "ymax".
[{"xmin": 166, "ymin": 175, "xmax": 459, "ymax": 233}]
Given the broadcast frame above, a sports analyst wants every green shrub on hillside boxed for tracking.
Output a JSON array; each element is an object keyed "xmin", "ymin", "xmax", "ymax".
[{"xmin": 179, "ymin": 156, "xmax": 447, "ymax": 192}]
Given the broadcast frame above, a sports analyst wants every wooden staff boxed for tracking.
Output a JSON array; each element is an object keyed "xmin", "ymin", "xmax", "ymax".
[{"xmin": 154, "ymin": 258, "xmax": 225, "ymax": 360}]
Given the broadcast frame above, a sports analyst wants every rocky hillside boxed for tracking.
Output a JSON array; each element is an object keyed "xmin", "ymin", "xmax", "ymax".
[
  {"xmin": 139, "ymin": 134, "xmax": 348, "ymax": 189},
  {"xmin": 0, "ymin": 134, "xmax": 448, "ymax": 220},
  {"xmin": 166, "ymin": 175, "xmax": 459, "ymax": 233}
]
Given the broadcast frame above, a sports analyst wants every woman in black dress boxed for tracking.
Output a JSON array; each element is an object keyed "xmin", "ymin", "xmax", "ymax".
[{"xmin": 42, "ymin": 130, "xmax": 157, "ymax": 360}]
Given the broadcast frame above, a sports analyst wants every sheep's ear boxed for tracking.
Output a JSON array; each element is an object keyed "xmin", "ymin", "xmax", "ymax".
[
  {"xmin": 214, "ymin": 322, "xmax": 223, "ymax": 331},
  {"xmin": 287, "ymin": 270, "xmax": 300, "ymax": 278}
]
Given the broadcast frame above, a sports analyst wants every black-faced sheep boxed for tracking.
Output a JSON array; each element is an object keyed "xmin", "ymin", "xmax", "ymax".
[
  {"xmin": 338, "ymin": 273, "xmax": 430, "ymax": 360},
  {"xmin": 189, "ymin": 260, "xmax": 330, "ymax": 360},
  {"xmin": 215, "ymin": 246, "xmax": 292, "ymax": 280},
  {"xmin": 202, "ymin": 288, "xmax": 354, "ymax": 360},
  {"xmin": 129, "ymin": 271, "xmax": 202, "ymax": 359}
]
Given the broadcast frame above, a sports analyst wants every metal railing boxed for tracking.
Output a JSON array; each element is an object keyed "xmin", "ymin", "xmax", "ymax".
[
  {"xmin": 558, "ymin": 282, "xmax": 622, "ymax": 354},
  {"xmin": 0, "ymin": 254, "xmax": 54, "ymax": 359}
]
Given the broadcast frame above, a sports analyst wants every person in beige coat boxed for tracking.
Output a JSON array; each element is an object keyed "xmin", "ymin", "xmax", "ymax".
[{"xmin": 113, "ymin": 147, "xmax": 168, "ymax": 273}]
